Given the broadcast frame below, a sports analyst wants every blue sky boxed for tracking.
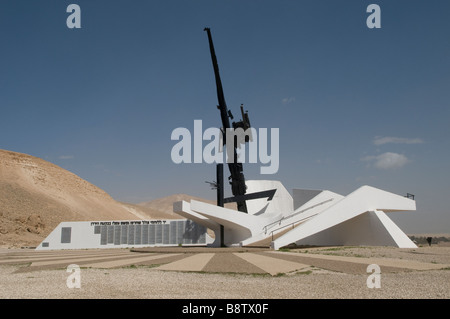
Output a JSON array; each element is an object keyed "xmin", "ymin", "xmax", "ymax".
[{"xmin": 1, "ymin": 0, "xmax": 449, "ymax": 233}]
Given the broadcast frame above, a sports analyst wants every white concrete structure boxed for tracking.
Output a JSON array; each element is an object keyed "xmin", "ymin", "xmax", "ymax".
[
  {"xmin": 173, "ymin": 180, "xmax": 417, "ymax": 249},
  {"xmin": 36, "ymin": 219, "xmax": 213, "ymax": 250}
]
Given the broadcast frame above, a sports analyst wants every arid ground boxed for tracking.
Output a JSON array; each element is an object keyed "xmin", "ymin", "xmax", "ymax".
[{"xmin": 0, "ymin": 244, "xmax": 449, "ymax": 299}]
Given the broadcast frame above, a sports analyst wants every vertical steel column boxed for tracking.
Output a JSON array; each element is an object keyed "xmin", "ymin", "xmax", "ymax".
[{"xmin": 216, "ymin": 163, "xmax": 225, "ymax": 247}]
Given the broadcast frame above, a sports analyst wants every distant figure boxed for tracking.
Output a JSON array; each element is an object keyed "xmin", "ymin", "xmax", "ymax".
[{"xmin": 426, "ymin": 237, "xmax": 432, "ymax": 246}]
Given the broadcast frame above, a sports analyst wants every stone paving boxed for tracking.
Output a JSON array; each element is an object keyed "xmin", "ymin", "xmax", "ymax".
[{"xmin": 1, "ymin": 246, "xmax": 448, "ymax": 275}]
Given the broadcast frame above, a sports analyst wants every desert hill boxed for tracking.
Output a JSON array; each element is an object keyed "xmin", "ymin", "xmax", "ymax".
[
  {"xmin": 138, "ymin": 194, "xmax": 237, "ymax": 216},
  {"xmin": 0, "ymin": 150, "xmax": 186, "ymax": 248}
]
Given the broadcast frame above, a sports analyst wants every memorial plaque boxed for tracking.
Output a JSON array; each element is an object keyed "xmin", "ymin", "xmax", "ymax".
[
  {"xmin": 185, "ymin": 220, "xmax": 194, "ymax": 244},
  {"xmin": 107, "ymin": 225, "xmax": 114, "ymax": 244},
  {"xmin": 121, "ymin": 225, "xmax": 128, "ymax": 245},
  {"xmin": 163, "ymin": 224, "xmax": 170, "ymax": 244},
  {"xmin": 114, "ymin": 225, "xmax": 121, "ymax": 245},
  {"xmin": 100, "ymin": 226, "xmax": 107, "ymax": 245},
  {"xmin": 142, "ymin": 225, "xmax": 149, "ymax": 245},
  {"xmin": 170, "ymin": 221, "xmax": 177, "ymax": 244},
  {"xmin": 177, "ymin": 221, "xmax": 185, "ymax": 245},
  {"xmin": 128, "ymin": 225, "xmax": 135, "ymax": 245},
  {"xmin": 149, "ymin": 224, "xmax": 155, "ymax": 245},
  {"xmin": 135, "ymin": 224, "xmax": 142, "ymax": 245},
  {"xmin": 155, "ymin": 224, "xmax": 162, "ymax": 244},
  {"xmin": 61, "ymin": 227, "xmax": 72, "ymax": 244}
]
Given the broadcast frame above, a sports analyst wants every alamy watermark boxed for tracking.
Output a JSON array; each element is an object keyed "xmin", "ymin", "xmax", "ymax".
[
  {"xmin": 171, "ymin": 120, "xmax": 279, "ymax": 174},
  {"xmin": 65, "ymin": 3, "xmax": 380, "ymax": 30},
  {"xmin": 66, "ymin": 264, "xmax": 81, "ymax": 289},
  {"xmin": 366, "ymin": 264, "xmax": 381, "ymax": 288}
]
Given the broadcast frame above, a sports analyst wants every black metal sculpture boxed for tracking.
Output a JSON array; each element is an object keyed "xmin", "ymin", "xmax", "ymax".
[
  {"xmin": 204, "ymin": 28, "xmax": 277, "ymax": 223},
  {"xmin": 203, "ymin": 28, "xmax": 278, "ymax": 246},
  {"xmin": 204, "ymin": 27, "xmax": 249, "ymax": 213}
]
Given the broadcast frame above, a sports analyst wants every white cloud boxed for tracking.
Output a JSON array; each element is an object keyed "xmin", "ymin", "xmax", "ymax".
[
  {"xmin": 58, "ymin": 155, "xmax": 74, "ymax": 160},
  {"xmin": 362, "ymin": 152, "xmax": 409, "ymax": 170},
  {"xmin": 373, "ymin": 136, "xmax": 424, "ymax": 146},
  {"xmin": 281, "ymin": 97, "xmax": 295, "ymax": 105}
]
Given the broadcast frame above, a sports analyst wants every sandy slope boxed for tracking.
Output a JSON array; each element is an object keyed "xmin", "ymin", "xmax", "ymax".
[
  {"xmin": 0, "ymin": 150, "xmax": 180, "ymax": 248},
  {"xmin": 138, "ymin": 194, "xmax": 237, "ymax": 215}
]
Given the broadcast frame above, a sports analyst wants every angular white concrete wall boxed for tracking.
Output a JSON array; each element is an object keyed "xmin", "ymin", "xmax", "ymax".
[
  {"xmin": 282, "ymin": 211, "xmax": 415, "ymax": 247},
  {"xmin": 271, "ymin": 186, "xmax": 417, "ymax": 249},
  {"xmin": 174, "ymin": 180, "xmax": 296, "ymax": 246},
  {"xmin": 245, "ymin": 180, "xmax": 294, "ymax": 217},
  {"xmin": 173, "ymin": 181, "xmax": 417, "ymax": 249}
]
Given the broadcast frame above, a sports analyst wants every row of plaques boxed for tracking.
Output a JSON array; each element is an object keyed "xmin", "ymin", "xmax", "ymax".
[{"xmin": 94, "ymin": 220, "xmax": 206, "ymax": 246}]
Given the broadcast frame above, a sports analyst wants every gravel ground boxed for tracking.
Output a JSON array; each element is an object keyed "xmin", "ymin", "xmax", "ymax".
[
  {"xmin": 1, "ymin": 246, "xmax": 449, "ymax": 299},
  {"xmin": 1, "ymin": 265, "xmax": 449, "ymax": 299},
  {"xmin": 297, "ymin": 245, "xmax": 450, "ymax": 264}
]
